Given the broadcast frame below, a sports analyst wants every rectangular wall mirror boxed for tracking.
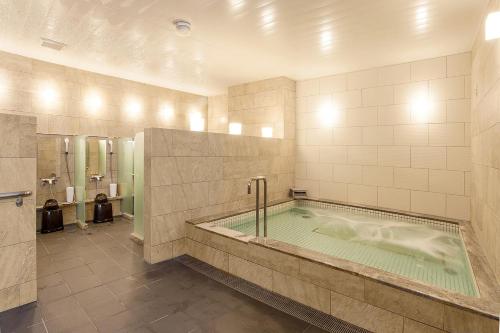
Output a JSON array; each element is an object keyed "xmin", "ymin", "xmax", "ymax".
[{"xmin": 86, "ymin": 137, "xmax": 107, "ymax": 178}]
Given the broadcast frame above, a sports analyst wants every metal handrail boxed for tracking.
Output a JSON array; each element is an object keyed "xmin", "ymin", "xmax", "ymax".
[
  {"xmin": 0, "ymin": 191, "xmax": 32, "ymax": 207},
  {"xmin": 247, "ymin": 176, "xmax": 268, "ymax": 237},
  {"xmin": 0, "ymin": 191, "xmax": 32, "ymax": 200}
]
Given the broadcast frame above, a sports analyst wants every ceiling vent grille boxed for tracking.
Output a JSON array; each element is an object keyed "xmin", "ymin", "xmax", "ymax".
[{"xmin": 40, "ymin": 37, "xmax": 66, "ymax": 51}]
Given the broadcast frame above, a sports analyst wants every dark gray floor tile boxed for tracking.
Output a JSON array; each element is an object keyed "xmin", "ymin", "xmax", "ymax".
[
  {"xmin": 88, "ymin": 258, "xmax": 129, "ymax": 283},
  {"xmin": 73, "ymin": 285, "xmax": 116, "ymax": 307},
  {"xmin": 44, "ymin": 309, "xmax": 95, "ymax": 333},
  {"xmin": 148, "ymin": 312, "xmax": 203, "ymax": 333},
  {"xmin": 37, "ymin": 272, "xmax": 64, "ymax": 290},
  {"xmin": 41, "ymin": 296, "xmax": 83, "ymax": 321},
  {"xmin": 59, "ymin": 265, "xmax": 102, "ymax": 293},
  {"xmin": 105, "ymin": 276, "xmax": 145, "ymax": 296},
  {"xmin": 94, "ymin": 309, "xmax": 145, "ymax": 333},
  {"xmin": 0, "ymin": 304, "xmax": 43, "ymax": 333},
  {"xmin": 37, "ymin": 283, "xmax": 71, "ymax": 304},
  {"xmin": 116, "ymin": 286, "xmax": 157, "ymax": 310}
]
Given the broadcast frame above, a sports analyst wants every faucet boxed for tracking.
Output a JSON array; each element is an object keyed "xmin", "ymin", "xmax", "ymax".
[{"xmin": 247, "ymin": 176, "xmax": 268, "ymax": 237}]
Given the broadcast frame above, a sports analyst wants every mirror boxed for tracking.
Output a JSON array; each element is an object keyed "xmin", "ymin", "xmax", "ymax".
[
  {"xmin": 86, "ymin": 137, "xmax": 107, "ymax": 178},
  {"xmin": 37, "ymin": 135, "xmax": 62, "ymax": 180}
]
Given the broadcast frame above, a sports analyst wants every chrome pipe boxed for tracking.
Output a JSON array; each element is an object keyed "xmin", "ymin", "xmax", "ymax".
[
  {"xmin": 255, "ymin": 180, "xmax": 260, "ymax": 237},
  {"xmin": 263, "ymin": 178, "xmax": 267, "ymax": 237},
  {"xmin": 0, "ymin": 191, "xmax": 32, "ymax": 200}
]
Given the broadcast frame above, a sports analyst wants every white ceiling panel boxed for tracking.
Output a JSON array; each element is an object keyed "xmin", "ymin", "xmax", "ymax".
[{"xmin": 0, "ymin": 0, "xmax": 488, "ymax": 95}]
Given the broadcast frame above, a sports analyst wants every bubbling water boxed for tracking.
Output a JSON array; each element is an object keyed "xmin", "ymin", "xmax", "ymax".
[{"xmin": 292, "ymin": 207, "xmax": 464, "ymax": 270}]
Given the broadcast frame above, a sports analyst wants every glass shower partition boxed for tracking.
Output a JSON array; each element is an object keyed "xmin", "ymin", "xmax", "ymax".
[
  {"xmin": 118, "ymin": 138, "xmax": 134, "ymax": 217},
  {"xmin": 74, "ymin": 135, "xmax": 87, "ymax": 227},
  {"xmin": 133, "ymin": 132, "xmax": 144, "ymax": 240}
]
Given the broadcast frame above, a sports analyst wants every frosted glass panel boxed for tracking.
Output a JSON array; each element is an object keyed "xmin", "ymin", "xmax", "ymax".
[
  {"xmin": 118, "ymin": 138, "xmax": 134, "ymax": 215},
  {"xmin": 74, "ymin": 135, "xmax": 87, "ymax": 224},
  {"xmin": 133, "ymin": 132, "xmax": 144, "ymax": 239}
]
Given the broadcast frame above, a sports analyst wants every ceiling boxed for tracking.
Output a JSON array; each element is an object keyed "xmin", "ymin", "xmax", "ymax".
[{"xmin": 0, "ymin": 0, "xmax": 488, "ymax": 96}]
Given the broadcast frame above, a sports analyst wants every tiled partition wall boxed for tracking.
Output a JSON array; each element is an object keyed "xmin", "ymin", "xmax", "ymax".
[
  {"xmin": 228, "ymin": 77, "xmax": 296, "ymax": 139},
  {"xmin": 296, "ymin": 53, "xmax": 472, "ymax": 221},
  {"xmin": 0, "ymin": 114, "xmax": 37, "ymax": 311},
  {"xmin": 207, "ymin": 94, "xmax": 229, "ymax": 133},
  {"xmin": 471, "ymin": 0, "xmax": 500, "ymax": 283},
  {"xmin": 142, "ymin": 128, "xmax": 295, "ymax": 263},
  {"xmin": 0, "ymin": 50, "xmax": 207, "ymax": 137}
]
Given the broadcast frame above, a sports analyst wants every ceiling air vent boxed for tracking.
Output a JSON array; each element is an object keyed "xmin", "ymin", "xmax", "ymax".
[{"xmin": 40, "ymin": 37, "xmax": 66, "ymax": 51}]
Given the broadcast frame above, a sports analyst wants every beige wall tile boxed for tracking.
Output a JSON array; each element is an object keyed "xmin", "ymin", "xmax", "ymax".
[
  {"xmin": 319, "ymin": 75, "xmax": 347, "ymax": 93},
  {"xmin": 334, "ymin": 165, "xmax": 362, "ymax": 184},
  {"xmin": 362, "ymin": 166, "xmax": 393, "ymax": 187},
  {"xmin": 411, "ymin": 57, "xmax": 446, "ymax": 81},
  {"xmin": 378, "ymin": 146, "xmax": 411, "ymax": 167},
  {"xmin": 429, "ymin": 77, "xmax": 465, "ymax": 100},
  {"xmin": 307, "ymin": 163, "xmax": 333, "ymax": 181},
  {"xmin": 319, "ymin": 181, "xmax": 348, "ymax": 201},
  {"xmin": 330, "ymin": 291, "xmax": 404, "ymax": 333},
  {"xmin": 378, "ymin": 187, "xmax": 410, "ymax": 211},
  {"xmin": 394, "ymin": 124, "xmax": 428, "ymax": 145},
  {"xmin": 429, "ymin": 123, "xmax": 465, "ymax": 146},
  {"xmin": 272, "ymin": 270, "xmax": 330, "ymax": 313},
  {"xmin": 362, "ymin": 86, "xmax": 394, "ymax": 106},
  {"xmin": 229, "ymin": 255, "xmax": 272, "ymax": 290},
  {"xmin": 447, "ymin": 147, "xmax": 471, "ymax": 171},
  {"xmin": 348, "ymin": 146, "xmax": 378, "ymax": 165},
  {"xmin": 446, "ymin": 195, "xmax": 470, "ymax": 221},
  {"xmin": 447, "ymin": 53, "xmax": 471, "ymax": 77},
  {"xmin": 333, "ymin": 127, "xmax": 363, "ymax": 145},
  {"xmin": 411, "ymin": 191, "xmax": 446, "ymax": 216},
  {"xmin": 347, "ymin": 69, "xmax": 378, "ymax": 90},
  {"xmin": 362, "ymin": 126, "xmax": 394, "ymax": 145},
  {"xmin": 411, "ymin": 147, "xmax": 446, "ymax": 169},
  {"xmin": 348, "ymin": 184, "xmax": 377, "ymax": 206},
  {"xmin": 319, "ymin": 146, "xmax": 347, "ymax": 163},
  {"xmin": 429, "ymin": 169, "xmax": 464, "ymax": 195},
  {"xmin": 378, "ymin": 63, "xmax": 411, "ymax": 86},
  {"xmin": 365, "ymin": 280, "xmax": 444, "ymax": 329},
  {"xmin": 443, "ymin": 305, "xmax": 499, "ymax": 333}
]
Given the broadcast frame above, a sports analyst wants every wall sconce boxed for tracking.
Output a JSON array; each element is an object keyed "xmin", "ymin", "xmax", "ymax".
[
  {"xmin": 160, "ymin": 104, "xmax": 174, "ymax": 121},
  {"xmin": 39, "ymin": 83, "xmax": 59, "ymax": 107},
  {"xmin": 317, "ymin": 100, "xmax": 339, "ymax": 127},
  {"xmin": 229, "ymin": 122, "xmax": 242, "ymax": 135},
  {"xmin": 410, "ymin": 95, "xmax": 433, "ymax": 123},
  {"xmin": 125, "ymin": 98, "xmax": 142, "ymax": 119},
  {"xmin": 85, "ymin": 90, "xmax": 103, "ymax": 114},
  {"xmin": 486, "ymin": 11, "xmax": 500, "ymax": 40},
  {"xmin": 189, "ymin": 112, "xmax": 205, "ymax": 131},
  {"xmin": 261, "ymin": 127, "xmax": 273, "ymax": 138}
]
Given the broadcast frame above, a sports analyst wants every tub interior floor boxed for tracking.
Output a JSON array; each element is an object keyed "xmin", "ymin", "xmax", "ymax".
[{"xmin": 228, "ymin": 206, "xmax": 477, "ymax": 297}]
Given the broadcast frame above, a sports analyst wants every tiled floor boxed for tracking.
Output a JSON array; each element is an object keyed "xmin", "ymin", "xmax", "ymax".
[{"xmin": 0, "ymin": 219, "xmax": 327, "ymax": 333}]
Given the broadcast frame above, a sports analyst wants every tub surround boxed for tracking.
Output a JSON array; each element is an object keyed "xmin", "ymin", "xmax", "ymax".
[
  {"xmin": 142, "ymin": 128, "xmax": 295, "ymax": 264},
  {"xmin": 295, "ymin": 52, "xmax": 472, "ymax": 222},
  {"xmin": 470, "ymin": 0, "xmax": 500, "ymax": 285},
  {"xmin": 0, "ymin": 114, "xmax": 37, "ymax": 312},
  {"xmin": 186, "ymin": 198, "xmax": 499, "ymax": 333}
]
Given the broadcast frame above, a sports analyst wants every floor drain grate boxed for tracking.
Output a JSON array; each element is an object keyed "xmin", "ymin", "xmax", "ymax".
[{"xmin": 176, "ymin": 255, "xmax": 371, "ymax": 333}]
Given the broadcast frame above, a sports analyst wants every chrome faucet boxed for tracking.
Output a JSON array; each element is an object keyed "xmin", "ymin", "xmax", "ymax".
[{"xmin": 247, "ymin": 176, "xmax": 268, "ymax": 237}]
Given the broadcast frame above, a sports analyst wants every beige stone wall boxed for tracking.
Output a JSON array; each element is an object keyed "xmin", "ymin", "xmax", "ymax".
[
  {"xmin": 471, "ymin": 0, "xmax": 500, "ymax": 283},
  {"xmin": 143, "ymin": 128, "xmax": 295, "ymax": 263},
  {"xmin": 0, "ymin": 50, "xmax": 208, "ymax": 137},
  {"xmin": 207, "ymin": 94, "xmax": 228, "ymax": 133},
  {"xmin": 0, "ymin": 114, "xmax": 37, "ymax": 311},
  {"xmin": 295, "ymin": 53, "xmax": 472, "ymax": 221},
  {"xmin": 228, "ymin": 77, "xmax": 296, "ymax": 139}
]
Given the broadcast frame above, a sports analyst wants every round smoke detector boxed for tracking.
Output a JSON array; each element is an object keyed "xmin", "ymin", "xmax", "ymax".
[{"xmin": 173, "ymin": 19, "xmax": 191, "ymax": 36}]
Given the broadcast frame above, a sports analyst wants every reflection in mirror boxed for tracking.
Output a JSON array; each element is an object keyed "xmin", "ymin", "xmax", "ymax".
[
  {"xmin": 86, "ymin": 137, "xmax": 107, "ymax": 178},
  {"xmin": 38, "ymin": 135, "xmax": 62, "ymax": 180}
]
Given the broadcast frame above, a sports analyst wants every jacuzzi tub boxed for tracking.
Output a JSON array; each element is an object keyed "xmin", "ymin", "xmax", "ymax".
[{"xmin": 186, "ymin": 198, "xmax": 499, "ymax": 333}]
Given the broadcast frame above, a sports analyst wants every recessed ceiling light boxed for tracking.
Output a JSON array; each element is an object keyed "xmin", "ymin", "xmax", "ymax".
[
  {"xmin": 173, "ymin": 19, "xmax": 192, "ymax": 37},
  {"xmin": 40, "ymin": 37, "xmax": 66, "ymax": 51}
]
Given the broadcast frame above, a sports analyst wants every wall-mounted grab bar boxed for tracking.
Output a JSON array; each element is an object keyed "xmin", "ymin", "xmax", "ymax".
[{"xmin": 0, "ymin": 191, "xmax": 32, "ymax": 207}]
